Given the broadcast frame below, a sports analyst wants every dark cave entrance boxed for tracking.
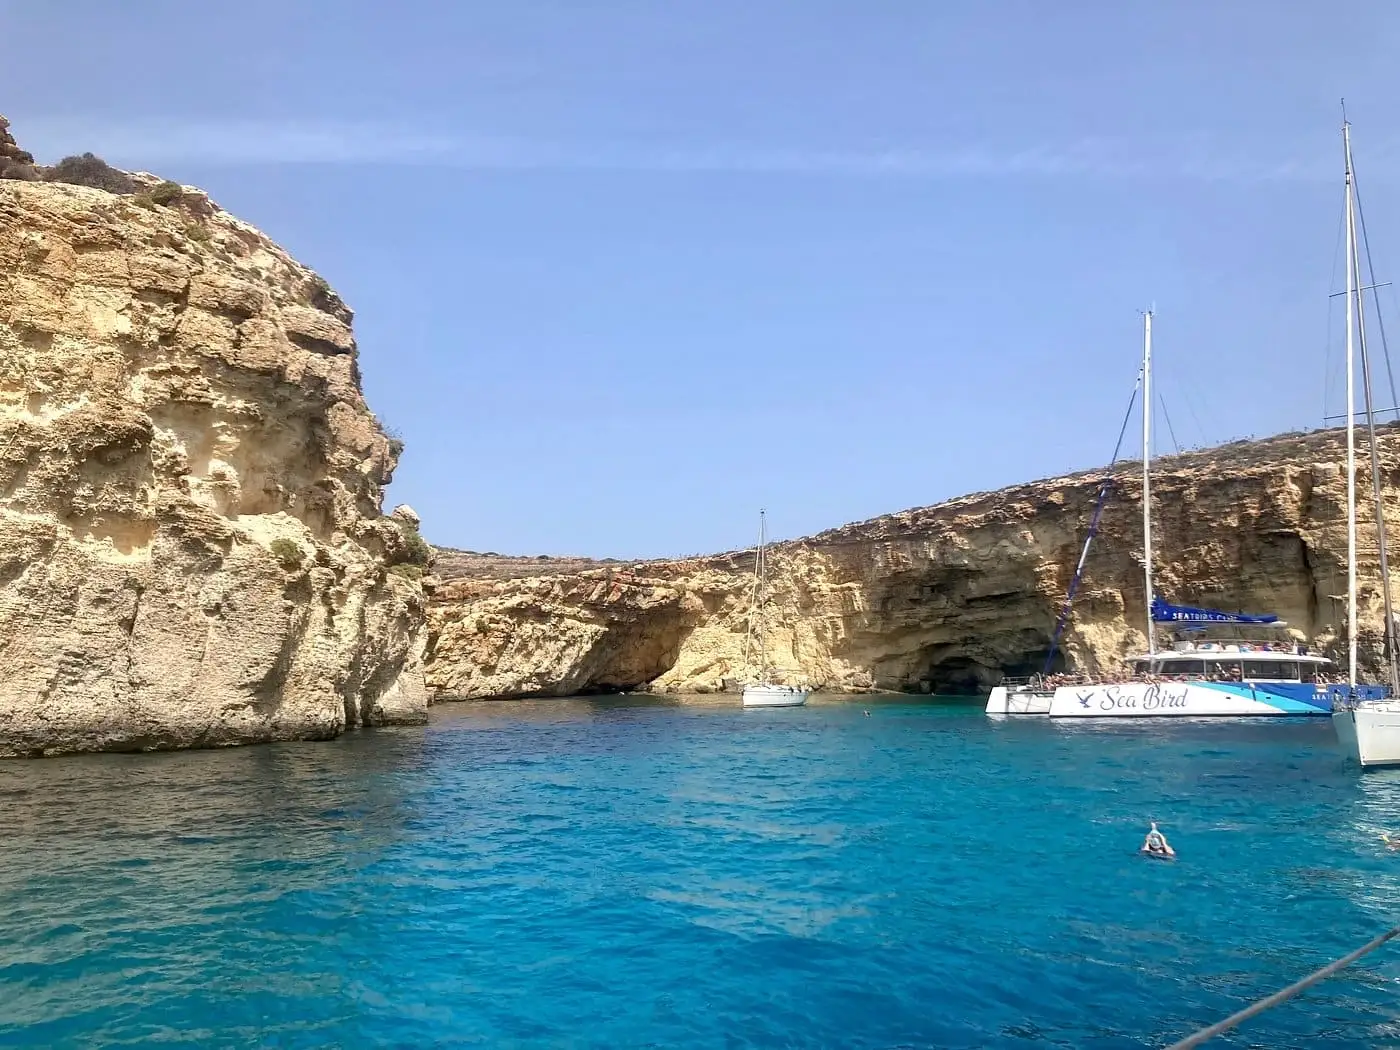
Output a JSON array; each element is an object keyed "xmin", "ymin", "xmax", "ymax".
[
  {"xmin": 575, "ymin": 683, "xmax": 630, "ymax": 697},
  {"xmin": 903, "ymin": 643, "xmax": 1068, "ymax": 695}
]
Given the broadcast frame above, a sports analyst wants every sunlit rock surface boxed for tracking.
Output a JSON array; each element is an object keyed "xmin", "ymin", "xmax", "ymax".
[{"xmin": 0, "ymin": 133, "xmax": 427, "ymax": 755}]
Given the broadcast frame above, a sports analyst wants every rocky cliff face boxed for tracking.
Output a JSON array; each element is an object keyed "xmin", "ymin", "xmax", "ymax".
[
  {"xmin": 425, "ymin": 426, "xmax": 1400, "ymax": 698},
  {"xmin": 0, "ymin": 120, "xmax": 428, "ymax": 755}
]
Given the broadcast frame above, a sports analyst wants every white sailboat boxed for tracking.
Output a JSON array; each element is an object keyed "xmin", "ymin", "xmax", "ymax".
[
  {"xmin": 1330, "ymin": 114, "xmax": 1400, "ymax": 768},
  {"xmin": 741, "ymin": 510, "xmax": 810, "ymax": 708}
]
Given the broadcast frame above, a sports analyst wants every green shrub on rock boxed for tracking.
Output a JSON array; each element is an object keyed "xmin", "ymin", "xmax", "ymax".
[
  {"xmin": 394, "ymin": 519, "xmax": 433, "ymax": 567},
  {"xmin": 43, "ymin": 153, "xmax": 137, "ymax": 194},
  {"xmin": 269, "ymin": 538, "xmax": 304, "ymax": 571},
  {"xmin": 150, "ymin": 180, "xmax": 183, "ymax": 205}
]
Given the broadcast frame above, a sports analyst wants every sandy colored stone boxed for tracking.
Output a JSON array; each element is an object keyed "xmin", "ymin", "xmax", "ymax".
[
  {"xmin": 0, "ymin": 175, "xmax": 428, "ymax": 757},
  {"xmin": 425, "ymin": 427, "xmax": 1400, "ymax": 698}
]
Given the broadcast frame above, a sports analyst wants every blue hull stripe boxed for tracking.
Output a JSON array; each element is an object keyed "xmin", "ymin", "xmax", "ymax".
[{"xmin": 1196, "ymin": 682, "xmax": 1331, "ymax": 714}]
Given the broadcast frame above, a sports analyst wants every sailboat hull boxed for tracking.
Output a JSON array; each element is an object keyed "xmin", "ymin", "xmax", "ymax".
[
  {"xmin": 742, "ymin": 685, "xmax": 810, "ymax": 708},
  {"xmin": 1334, "ymin": 704, "xmax": 1400, "ymax": 768}
]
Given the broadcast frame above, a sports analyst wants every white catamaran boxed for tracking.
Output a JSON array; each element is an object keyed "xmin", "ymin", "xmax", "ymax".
[
  {"xmin": 1047, "ymin": 310, "xmax": 1336, "ymax": 717},
  {"xmin": 1329, "ymin": 114, "xmax": 1400, "ymax": 768},
  {"xmin": 990, "ymin": 310, "xmax": 1338, "ymax": 718},
  {"xmin": 741, "ymin": 510, "xmax": 810, "ymax": 708}
]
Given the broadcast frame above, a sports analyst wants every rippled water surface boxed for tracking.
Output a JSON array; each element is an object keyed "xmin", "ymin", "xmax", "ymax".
[{"xmin": 5, "ymin": 697, "xmax": 1400, "ymax": 1047}]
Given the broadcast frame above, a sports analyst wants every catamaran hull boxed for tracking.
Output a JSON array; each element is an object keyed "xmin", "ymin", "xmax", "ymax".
[
  {"xmin": 742, "ymin": 685, "xmax": 810, "ymax": 708},
  {"xmin": 1047, "ymin": 681, "xmax": 1332, "ymax": 718},
  {"xmin": 1333, "ymin": 705, "xmax": 1400, "ymax": 768},
  {"xmin": 985, "ymin": 686, "xmax": 1053, "ymax": 715}
]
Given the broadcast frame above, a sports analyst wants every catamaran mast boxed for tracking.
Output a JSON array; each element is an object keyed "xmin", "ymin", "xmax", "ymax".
[
  {"xmin": 1143, "ymin": 309, "xmax": 1155, "ymax": 656},
  {"xmin": 1345, "ymin": 119, "xmax": 1359, "ymax": 688}
]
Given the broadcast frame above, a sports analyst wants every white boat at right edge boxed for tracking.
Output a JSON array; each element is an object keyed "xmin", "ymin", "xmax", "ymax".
[
  {"xmin": 1334, "ymin": 699, "xmax": 1400, "ymax": 768},
  {"xmin": 1328, "ymin": 111, "xmax": 1400, "ymax": 768}
]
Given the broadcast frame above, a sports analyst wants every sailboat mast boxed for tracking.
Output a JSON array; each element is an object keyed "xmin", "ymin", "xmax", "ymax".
[
  {"xmin": 1346, "ymin": 127, "xmax": 1400, "ymax": 695},
  {"xmin": 755, "ymin": 509, "xmax": 769, "ymax": 679},
  {"xmin": 742, "ymin": 511, "xmax": 763, "ymax": 675},
  {"xmin": 1345, "ymin": 118, "xmax": 1359, "ymax": 687},
  {"xmin": 1142, "ymin": 309, "xmax": 1155, "ymax": 656}
]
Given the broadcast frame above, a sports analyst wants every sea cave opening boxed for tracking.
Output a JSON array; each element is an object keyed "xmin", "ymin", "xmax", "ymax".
[
  {"xmin": 575, "ymin": 682, "xmax": 631, "ymax": 697},
  {"xmin": 904, "ymin": 643, "xmax": 1067, "ymax": 695}
]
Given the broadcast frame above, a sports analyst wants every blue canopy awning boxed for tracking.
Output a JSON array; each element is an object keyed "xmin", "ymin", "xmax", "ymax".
[{"xmin": 1151, "ymin": 597, "xmax": 1279, "ymax": 625}]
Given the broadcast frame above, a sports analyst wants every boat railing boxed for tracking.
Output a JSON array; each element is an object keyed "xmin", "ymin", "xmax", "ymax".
[
  {"xmin": 1167, "ymin": 639, "xmax": 1311, "ymax": 655},
  {"xmin": 998, "ymin": 674, "xmax": 1060, "ymax": 692},
  {"xmin": 1021, "ymin": 670, "xmax": 1347, "ymax": 688},
  {"xmin": 1003, "ymin": 667, "xmax": 1342, "ymax": 690}
]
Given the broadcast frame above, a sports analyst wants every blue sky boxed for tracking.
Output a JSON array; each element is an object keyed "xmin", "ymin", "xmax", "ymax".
[{"xmin": 6, "ymin": 1, "xmax": 1400, "ymax": 557}]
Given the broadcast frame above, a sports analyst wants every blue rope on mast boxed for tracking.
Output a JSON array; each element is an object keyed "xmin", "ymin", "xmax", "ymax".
[{"xmin": 1042, "ymin": 374, "xmax": 1143, "ymax": 675}]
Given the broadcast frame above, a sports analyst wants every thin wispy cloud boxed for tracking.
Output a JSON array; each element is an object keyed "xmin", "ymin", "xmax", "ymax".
[{"xmin": 13, "ymin": 116, "xmax": 1387, "ymax": 183}]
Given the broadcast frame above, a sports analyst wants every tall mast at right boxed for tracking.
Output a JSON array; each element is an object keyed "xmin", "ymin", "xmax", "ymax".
[
  {"xmin": 1344, "ymin": 116, "xmax": 1358, "ymax": 688},
  {"xmin": 1343, "ymin": 115, "xmax": 1400, "ymax": 695}
]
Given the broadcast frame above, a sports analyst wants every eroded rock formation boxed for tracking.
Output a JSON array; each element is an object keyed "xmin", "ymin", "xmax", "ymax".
[
  {"xmin": 0, "ymin": 116, "xmax": 37, "ymax": 180},
  {"xmin": 0, "ymin": 119, "xmax": 428, "ymax": 755},
  {"xmin": 426, "ymin": 427, "xmax": 1400, "ymax": 698}
]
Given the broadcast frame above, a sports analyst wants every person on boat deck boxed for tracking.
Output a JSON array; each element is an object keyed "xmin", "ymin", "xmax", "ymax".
[{"xmin": 1142, "ymin": 822, "xmax": 1175, "ymax": 856}]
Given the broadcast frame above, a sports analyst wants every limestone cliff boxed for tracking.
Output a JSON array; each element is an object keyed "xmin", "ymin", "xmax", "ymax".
[
  {"xmin": 425, "ymin": 426, "xmax": 1400, "ymax": 698},
  {"xmin": 0, "ymin": 119, "xmax": 428, "ymax": 755}
]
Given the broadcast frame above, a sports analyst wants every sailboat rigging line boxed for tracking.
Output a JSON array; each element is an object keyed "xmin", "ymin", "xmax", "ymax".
[
  {"xmin": 1329, "ymin": 282, "xmax": 1392, "ymax": 297},
  {"xmin": 1324, "ymin": 404, "xmax": 1400, "ymax": 422},
  {"xmin": 1178, "ymin": 385, "xmax": 1209, "ymax": 451},
  {"xmin": 1158, "ymin": 393, "xmax": 1182, "ymax": 455},
  {"xmin": 1349, "ymin": 166, "xmax": 1400, "ymax": 419},
  {"xmin": 1162, "ymin": 925, "xmax": 1400, "ymax": 1050},
  {"xmin": 1042, "ymin": 372, "xmax": 1142, "ymax": 675}
]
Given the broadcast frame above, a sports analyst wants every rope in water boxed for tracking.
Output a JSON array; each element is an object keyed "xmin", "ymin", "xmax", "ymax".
[{"xmin": 1164, "ymin": 925, "xmax": 1400, "ymax": 1049}]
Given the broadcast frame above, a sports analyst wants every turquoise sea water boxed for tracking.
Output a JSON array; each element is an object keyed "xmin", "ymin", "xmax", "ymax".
[{"xmin": 4, "ymin": 697, "xmax": 1400, "ymax": 1048}]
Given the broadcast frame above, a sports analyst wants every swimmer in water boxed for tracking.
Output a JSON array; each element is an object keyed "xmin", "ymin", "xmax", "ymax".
[
  {"xmin": 1142, "ymin": 821, "xmax": 1176, "ymax": 857},
  {"xmin": 1382, "ymin": 832, "xmax": 1400, "ymax": 851}
]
